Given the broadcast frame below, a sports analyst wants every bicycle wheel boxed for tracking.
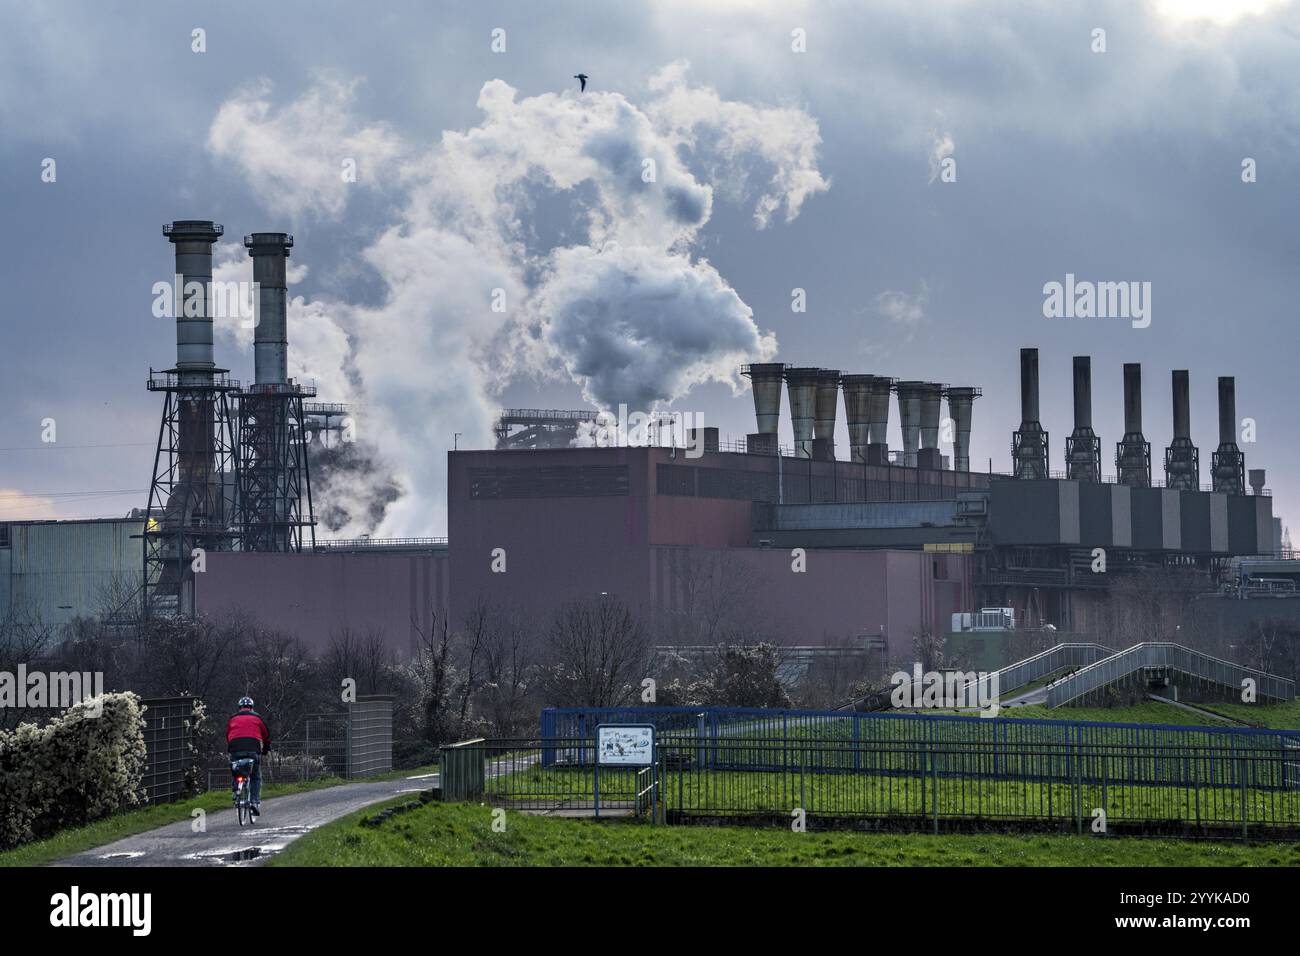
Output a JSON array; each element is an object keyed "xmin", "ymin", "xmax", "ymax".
[{"xmin": 237, "ymin": 782, "xmax": 250, "ymax": 826}]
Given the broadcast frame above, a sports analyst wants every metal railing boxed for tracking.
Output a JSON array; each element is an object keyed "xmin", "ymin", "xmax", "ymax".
[
  {"xmin": 444, "ymin": 734, "xmax": 1300, "ymax": 839},
  {"xmin": 977, "ymin": 643, "xmax": 1115, "ymax": 697},
  {"xmin": 1046, "ymin": 643, "xmax": 1295, "ymax": 707}
]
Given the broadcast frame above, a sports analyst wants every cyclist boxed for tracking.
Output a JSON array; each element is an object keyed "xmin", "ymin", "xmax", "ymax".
[{"xmin": 226, "ymin": 697, "xmax": 271, "ymax": 817}]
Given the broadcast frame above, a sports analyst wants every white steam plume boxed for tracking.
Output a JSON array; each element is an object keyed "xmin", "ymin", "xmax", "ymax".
[{"xmin": 207, "ymin": 63, "xmax": 827, "ymax": 535}]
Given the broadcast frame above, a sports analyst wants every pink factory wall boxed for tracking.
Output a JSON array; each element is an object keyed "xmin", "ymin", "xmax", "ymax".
[
  {"xmin": 194, "ymin": 447, "xmax": 974, "ymax": 661},
  {"xmin": 195, "ymin": 552, "xmax": 449, "ymax": 659}
]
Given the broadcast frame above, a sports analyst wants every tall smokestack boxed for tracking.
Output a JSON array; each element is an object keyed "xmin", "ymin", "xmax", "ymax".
[
  {"xmin": 1065, "ymin": 356, "xmax": 1101, "ymax": 482},
  {"xmin": 1116, "ymin": 362, "xmax": 1151, "ymax": 487},
  {"xmin": 895, "ymin": 382, "xmax": 924, "ymax": 468},
  {"xmin": 742, "ymin": 363, "xmax": 786, "ymax": 435},
  {"xmin": 1212, "ymin": 376, "xmax": 1245, "ymax": 494},
  {"xmin": 813, "ymin": 370, "xmax": 841, "ymax": 461},
  {"xmin": 945, "ymin": 387, "xmax": 980, "ymax": 473},
  {"xmin": 841, "ymin": 375, "xmax": 873, "ymax": 463},
  {"xmin": 1164, "ymin": 369, "xmax": 1199, "ymax": 490},
  {"xmin": 866, "ymin": 377, "xmax": 894, "ymax": 464},
  {"xmin": 785, "ymin": 367, "xmax": 820, "ymax": 459},
  {"xmin": 245, "ymin": 233, "xmax": 293, "ymax": 386},
  {"xmin": 917, "ymin": 382, "xmax": 944, "ymax": 469},
  {"xmin": 1012, "ymin": 348, "xmax": 1048, "ymax": 479},
  {"xmin": 165, "ymin": 220, "xmax": 222, "ymax": 386}
]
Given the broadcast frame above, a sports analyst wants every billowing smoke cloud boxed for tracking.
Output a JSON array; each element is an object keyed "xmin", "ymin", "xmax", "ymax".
[{"xmin": 207, "ymin": 63, "xmax": 826, "ymax": 535}]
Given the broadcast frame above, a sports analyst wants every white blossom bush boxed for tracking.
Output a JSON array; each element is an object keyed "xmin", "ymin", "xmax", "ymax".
[{"xmin": 0, "ymin": 692, "xmax": 147, "ymax": 849}]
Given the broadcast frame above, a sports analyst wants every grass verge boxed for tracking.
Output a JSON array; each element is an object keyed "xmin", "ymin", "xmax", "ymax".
[{"xmin": 268, "ymin": 797, "xmax": 1300, "ymax": 867}]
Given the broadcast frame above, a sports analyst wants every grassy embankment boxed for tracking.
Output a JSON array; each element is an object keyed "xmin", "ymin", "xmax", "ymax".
[{"xmin": 268, "ymin": 796, "xmax": 1300, "ymax": 867}]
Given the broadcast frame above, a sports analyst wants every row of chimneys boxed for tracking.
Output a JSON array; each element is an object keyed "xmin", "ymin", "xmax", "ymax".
[
  {"xmin": 1015, "ymin": 347, "xmax": 1249, "ymax": 493},
  {"xmin": 741, "ymin": 364, "xmax": 982, "ymax": 470}
]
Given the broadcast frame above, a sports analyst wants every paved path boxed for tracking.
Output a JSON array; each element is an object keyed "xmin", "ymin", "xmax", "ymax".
[{"xmin": 55, "ymin": 771, "xmax": 441, "ymax": 868}]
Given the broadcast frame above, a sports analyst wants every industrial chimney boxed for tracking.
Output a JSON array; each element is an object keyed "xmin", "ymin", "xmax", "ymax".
[
  {"xmin": 246, "ymin": 233, "xmax": 293, "ymax": 385},
  {"xmin": 944, "ymin": 387, "xmax": 980, "ymax": 472},
  {"xmin": 866, "ymin": 377, "xmax": 894, "ymax": 464},
  {"xmin": 1116, "ymin": 362, "xmax": 1151, "ymax": 487},
  {"xmin": 813, "ymin": 370, "xmax": 841, "ymax": 461},
  {"xmin": 1012, "ymin": 348, "xmax": 1048, "ymax": 479},
  {"xmin": 1212, "ymin": 376, "xmax": 1245, "ymax": 494},
  {"xmin": 1248, "ymin": 469, "xmax": 1266, "ymax": 496},
  {"xmin": 167, "ymin": 220, "xmax": 223, "ymax": 387},
  {"xmin": 1164, "ymin": 370, "xmax": 1199, "ymax": 490},
  {"xmin": 144, "ymin": 220, "xmax": 239, "ymax": 617},
  {"xmin": 917, "ymin": 382, "xmax": 945, "ymax": 470},
  {"xmin": 1065, "ymin": 356, "xmax": 1101, "ymax": 482},
  {"xmin": 741, "ymin": 362, "xmax": 786, "ymax": 456},
  {"xmin": 895, "ymin": 381, "xmax": 924, "ymax": 468},
  {"xmin": 840, "ymin": 375, "xmax": 873, "ymax": 463},
  {"xmin": 784, "ymin": 367, "xmax": 821, "ymax": 459},
  {"xmin": 238, "ymin": 232, "xmax": 316, "ymax": 554}
]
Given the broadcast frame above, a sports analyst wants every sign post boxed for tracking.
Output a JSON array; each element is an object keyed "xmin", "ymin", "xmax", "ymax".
[{"xmin": 595, "ymin": 724, "xmax": 654, "ymax": 819}]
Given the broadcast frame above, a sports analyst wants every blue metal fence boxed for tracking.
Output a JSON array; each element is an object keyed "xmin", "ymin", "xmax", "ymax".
[{"xmin": 541, "ymin": 706, "xmax": 1300, "ymax": 791}]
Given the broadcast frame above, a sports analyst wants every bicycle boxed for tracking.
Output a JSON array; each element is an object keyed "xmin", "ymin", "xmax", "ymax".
[{"xmin": 231, "ymin": 757, "xmax": 258, "ymax": 826}]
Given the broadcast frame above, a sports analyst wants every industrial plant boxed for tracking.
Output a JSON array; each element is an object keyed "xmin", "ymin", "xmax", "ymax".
[{"xmin": 1, "ymin": 222, "xmax": 1294, "ymax": 683}]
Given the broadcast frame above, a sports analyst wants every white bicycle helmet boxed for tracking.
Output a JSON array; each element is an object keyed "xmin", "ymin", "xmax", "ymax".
[{"xmin": 238, "ymin": 696, "xmax": 254, "ymax": 708}]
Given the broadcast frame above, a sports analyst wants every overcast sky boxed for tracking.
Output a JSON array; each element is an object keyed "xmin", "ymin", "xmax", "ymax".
[{"xmin": 1, "ymin": 0, "xmax": 1297, "ymax": 539}]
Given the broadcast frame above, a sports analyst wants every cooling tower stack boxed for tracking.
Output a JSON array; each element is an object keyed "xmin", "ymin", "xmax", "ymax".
[
  {"xmin": 1164, "ymin": 369, "xmax": 1199, "ymax": 490},
  {"xmin": 785, "ymin": 367, "xmax": 821, "ymax": 459},
  {"xmin": 1115, "ymin": 363, "xmax": 1151, "ymax": 488},
  {"xmin": 1065, "ymin": 356, "xmax": 1101, "ymax": 482},
  {"xmin": 944, "ymin": 387, "xmax": 980, "ymax": 473},
  {"xmin": 742, "ymin": 363, "xmax": 786, "ymax": 456},
  {"xmin": 813, "ymin": 370, "xmax": 841, "ymax": 461},
  {"xmin": 895, "ymin": 381, "xmax": 925, "ymax": 468},
  {"xmin": 840, "ymin": 375, "xmax": 874, "ymax": 463},
  {"xmin": 866, "ymin": 377, "xmax": 894, "ymax": 464},
  {"xmin": 1212, "ymin": 376, "xmax": 1245, "ymax": 494},
  {"xmin": 1012, "ymin": 348, "xmax": 1048, "ymax": 479},
  {"xmin": 916, "ymin": 383, "xmax": 945, "ymax": 470}
]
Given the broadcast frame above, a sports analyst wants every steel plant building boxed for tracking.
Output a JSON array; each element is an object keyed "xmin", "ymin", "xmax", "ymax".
[
  {"xmin": 0, "ymin": 219, "xmax": 1287, "ymax": 665},
  {"xmin": 189, "ymin": 348, "xmax": 1280, "ymax": 665}
]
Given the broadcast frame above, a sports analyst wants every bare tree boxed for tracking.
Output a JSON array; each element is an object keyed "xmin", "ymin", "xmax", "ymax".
[{"xmin": 540, "ymin": 597, "xmax": 650, "ymax": 708}]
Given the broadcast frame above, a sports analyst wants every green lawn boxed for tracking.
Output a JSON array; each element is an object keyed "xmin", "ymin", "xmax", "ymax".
[
  {"xmin": 1193, "ymin": 699, "xmax": 1300, "ymax": 730},
  {"xmin": 998, "ymin": 701, "xmax": 1234, "ymax": 725},
  {"xmin": 0, "ymin": 763, "xmax": 437, "ymax": 868},
  {"xmin": 268, "ymin": 797, "xmax": 1300, "ymax": 867},
  {"xmin": 488, "ymin": 761, "xmax": 1300, "ymax": 830}
]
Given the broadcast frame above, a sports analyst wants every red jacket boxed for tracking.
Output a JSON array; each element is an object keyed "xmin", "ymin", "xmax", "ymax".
[{"xmin": 226, "ymin": 711, "xmax": 271, "ymax": 755}]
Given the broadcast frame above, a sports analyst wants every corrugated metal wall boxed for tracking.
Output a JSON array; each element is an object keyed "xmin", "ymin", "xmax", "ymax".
[{"xmin": 0, "ymin": 519, "xmax": 143, "ymax": 623}]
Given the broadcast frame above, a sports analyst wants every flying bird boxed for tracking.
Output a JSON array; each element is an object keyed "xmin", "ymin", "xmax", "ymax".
[{"xmin": 574, "ymin": 73, "xmax": 588, "ymax": 92}]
